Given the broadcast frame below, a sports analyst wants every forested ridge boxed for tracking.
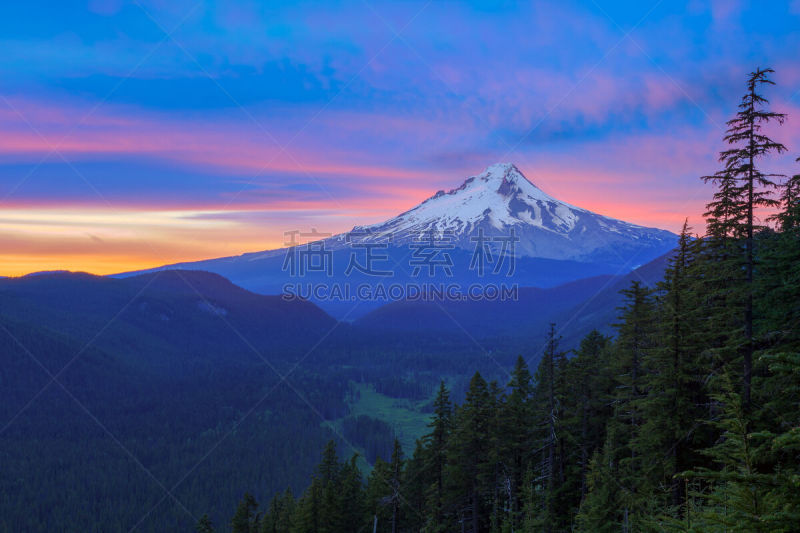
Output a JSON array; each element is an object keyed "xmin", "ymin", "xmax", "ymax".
[
  {"xmin": 210, "ymin": 68, "xmax": 800, "ymax": 532},
  {"xmin": 0, "ymin": 272, "xmax": 517, "ymax": 530}
]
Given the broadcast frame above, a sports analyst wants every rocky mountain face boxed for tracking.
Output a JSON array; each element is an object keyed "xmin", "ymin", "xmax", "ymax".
[
  {"xmin": 342, "ymin": 163, "xmax": 675, "ymax": 264},
  {"xmin": 117, "ymin": 163, "xmax": 677, "ymax": 317}
]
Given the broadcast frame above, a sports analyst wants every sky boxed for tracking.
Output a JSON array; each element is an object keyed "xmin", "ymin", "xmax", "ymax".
[{"xmin": 1, "ymin": 0, "xmax": 800, "ymax": 276}]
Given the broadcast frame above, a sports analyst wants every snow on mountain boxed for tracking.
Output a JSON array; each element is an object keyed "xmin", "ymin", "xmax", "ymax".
[
  {"xmin": 356, "ymin": 163, "xmax": 578, "ymax": 235},
  {"xmin": 340, "ymin": 163, "xmax": 675, "ymax": 263},
  {"xmin": 118, "ymin": 163, "xmax": 677, "ymax": 307}
]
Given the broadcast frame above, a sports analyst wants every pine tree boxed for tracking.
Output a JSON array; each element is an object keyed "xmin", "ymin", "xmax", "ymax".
[
  {"xmin": 771, "ymin": 158, "xmax": 800, "ymax": 231},
  {"xmin": 291, "ymin": 441, "xmax": 345, "ymax": 533},
  {"xmin": 260, "ymin": 489, "xmax": 296, "ymax": 533},
  {"xmin": 608, "ymin": 281, "xmax": 657, "ymax": 530},
  {"xmin": 338, "ymin": 454, "xmax": 365, "ymax": 531},
  {"xmin": 317, "ymin": 440, "xmax": 340, "ymax": 486},
  {"xmin": 486, "ymin": 379, "xmax": 505, "ymax": 533},
  {"xmin": 195, "ymin": 513, "xmax": 215, "ymax": 533},
  {"xmin": 365, "ymin": 457, "xmax": 393, "ymax": 533},
  {"xmin": 291, "ymin": 478, "xmax": 321, "ymax": 533},
  {"xmin": 317, "ymin": 440, "xmax": 348, "ymax": 533},
  {"xmin": 402, "ymin": 440, "xmax": 429, "ymax": 533},
  {"xmin": 758, "ymin": 352, "xmax": 800, "ymax": 532},
  {"xmin": 446, "ymin": 372, "xmax": 494, "ymax": 532},
  {"xmin": 574, "ymin": 447, "xmax": 624, "ymax": 532},
  {"xmin": 760, "ymin": 158, "xmax": 800, "ymax": 354},
  {"xmin": 702, "ymin": 67, "xmax": 787, "ymax": 407},
  {"xmin": 634, "ymin": 222, "xmax": 709, "ymax": 520},
  {"xmin": 687, "ymin": 373, "xmax": 778, "ymax": 532},
  {"xmin": 388, "ymin": 439, "xmax": 404, "ymax": 533},
  {"xmin": 231, "ymin": 493, "xmax": 259, "ymax": 533},
  {"xmin": 562, "ymin": 330, "xmax": 614, "ymax": 514},
  {"xmin": 423, "ymin": 380, "xmax": 452, "ymax": 531},
  {"xmin": 528, "ymin": 323, "xmax": 570, "ymax": 531},
  {"xmin": 698, "ymin": 177, "xmax": 746, "ymax": 388},
  {"xmin": 497, "ymin": 356, "xmax": 534, "ymax": 529},
  {"xmin": 754, "ymin": 157, "xmax": 800, "ymax": 530}
]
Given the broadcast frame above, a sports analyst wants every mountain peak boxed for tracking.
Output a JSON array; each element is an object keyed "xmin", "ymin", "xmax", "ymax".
[
  {"xmin": 358, "ymin": 163, "xmax": 578, "ymax": 239},
  {"xmin": 459, "ymin": 162, "xmax": 531, "ymax": 187},
  {"xmin": 427, "ymin": 163, "xmax": 542, "ymax": 204},
  {"xmin": 341, "ymin": 163, "xmax": 675, "ymax": 263},
  {"xmin": 482, "ymin": 162, "xmax": 523, "ymax": 181},
  {"xmin": 125, "ymin": 163, "xmax": 677, "ymax": 296},
  {"xmin": 476, "ymin": 162, "xmax": 542, "ymax": 197}
]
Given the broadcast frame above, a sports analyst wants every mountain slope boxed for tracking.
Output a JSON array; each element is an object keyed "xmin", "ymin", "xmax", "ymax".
[
  {"xmin": 353, "ymin": 275, "xmax": 616, "ymax": 338},
  {"xmin": 347, "ymin": 163, "xmax": 675, "ymax": 264},
  {"xmin": 117, "ymin": 163, "xmax": 677, "ymax": 317},
  {"xmin": 2, "ymin": 256, "xmax": 675, "ymax": 531},
  {"xmin": 353, "ymin": 251, "xmax": 672, "ymax": 348},
  {"xmin": 552, "ymin": 249, "xmax": 671, "ymax": 345},
  {"xmin": 0, "ymin": 271, "xmax": 344, "ymax": 532},
  {"xmin": 0, "ymin": 270, "xmax": 336, "ymax": 371}
]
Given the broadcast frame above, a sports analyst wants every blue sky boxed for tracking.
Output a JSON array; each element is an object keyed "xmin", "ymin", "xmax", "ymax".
[{"xmin": 1, "ymin": 0, "xmax": 799, "ymax": 274}]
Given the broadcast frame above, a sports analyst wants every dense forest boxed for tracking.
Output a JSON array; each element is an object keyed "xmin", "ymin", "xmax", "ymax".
[
  {"xmin": 1, "ymin": 270, "xmax": 525, "ymax": 530},
  {"xmin": 0, "ymin": 292, "xmax": 509, "ymax": 531},
  {"xmin": 209, "ymin": 68, "xmax": 800, "ymax": 532}
]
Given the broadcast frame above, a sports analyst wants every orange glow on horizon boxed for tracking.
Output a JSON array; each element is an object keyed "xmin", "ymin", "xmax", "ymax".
[
  {"xmin": 0, "ymin": 207, "xmax": 290, "ymax": 277},
  {"xmin": 0, "ymin": 189, "xmax": 699, "ymax": 277},
  {"xmin": 0, "ymin": 241, "xmax": 287, "ymax": 278}
]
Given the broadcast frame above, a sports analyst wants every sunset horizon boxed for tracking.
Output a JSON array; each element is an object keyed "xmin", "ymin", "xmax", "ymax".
[
  {"xmin": 2, "ymin": 161, "xmax": 699, "ymax": 277},
  {"xmin": 3, "ymin": 3, "xmax": 800, "ymax": 531},
  {"xmin": 3, "ymin": 1, "xmax": 800, "ymax": 276}
]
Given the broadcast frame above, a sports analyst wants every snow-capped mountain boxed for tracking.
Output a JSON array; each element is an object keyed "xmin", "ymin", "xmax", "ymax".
[
  {"xmin": 118, "ymin": 163, "xmax": 677, "ymax": 317},
  {"xmin": 341, "ymin": 163, "xmax": 674, "ymax": 263}
]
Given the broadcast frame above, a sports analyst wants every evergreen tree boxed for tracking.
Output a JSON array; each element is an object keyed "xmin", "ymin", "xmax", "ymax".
[
  {"xmin": 771, "ymin": 157, "xmax": 800, "ymax": 231},
  {"xmin": 574, "ymin": 447, "xmax": 624, "ymax": 532},
  {"xmin": 486, "ymin": 379, "xmax": 505, "ymax": 533},
  {"xmin": 755, "ymin": 157, "xmax": 800, "ymax": 530},
  {"xmin": 292, "ymin": 442, "xmax": 346, "ymax": 533},
  {"xmin": 702, "ymin": 67, "xmax": 787, "ymax": 406},
  {"xmin": 605, "ymin": 281, "xmax": 657, "ymax": 530},
  {"xmin": 231, "ymin": 493, "xmax": 259, "ymax": 533},
  {"xmin": 562, "ymin": 330, "xmax": 614, "ymax": 516},
  {"xmin": 497, "ymin": 356, "xmax": 534, "ymax": 529},
  {"xmin": 688, "ymin": 373, "xmax": 778, "ymax": 532},
  {"xmin": 446, "ymin": 372, "xmax": 494, "ymax": 532},
  {"xmin": 338, "ymin": 455, "xmax": 365, "ymax": 531},
  {"xmin": 317, "ymin": 440, "xmax": 348, "ymax": 533},
  {"xmin": 635, "ymin": 222, "xmax": 709, "ymax": 519},
  {"xmin": 758, "ymin": 352, "xmax": 800, "ymax": 532},
  {"xmin": 195, "ymin": 513, "xmax": 215, "ymax": 533},
  {"xmin": 423, "ymin": 380, "xmax": 452, "ymax": 531},
  {"xmin": 365, "ymin": 457, "xmax": 394, "ymax": 533},
  {"xmin": 388, "ymin": 438, "xmax": 404, "ymax": 533},
  {"xmin": 260, "ymin": 489, "xmax": 296, "ymax": 533},
  {"xmin": 402, "ymin": 440, "xmax": 429, "ymax": 533},
  {"xmin": 760, "ymin": 158, "xmax": 800, "ymax": 354},
  {"xmin": 529, "ymin": 323, "xmax": 570, "ymax": 531},
  {"xmin": 292, "ymin": 477, "xmax": 322, "ymax": 533}
]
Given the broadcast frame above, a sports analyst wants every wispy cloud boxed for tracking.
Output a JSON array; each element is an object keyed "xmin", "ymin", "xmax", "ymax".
[{"xmin": 1, "ymin": 0, "xmax": 798, "ymax": 274}]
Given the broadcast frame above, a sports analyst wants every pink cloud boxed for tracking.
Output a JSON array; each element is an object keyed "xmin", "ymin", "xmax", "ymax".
[
  {"xmin": 3, "ymin": 84, "xmax": 796, "ymax": 242},
  {"xmin": 0, "ymin": 98, "xmax": 448, "ymax": 187}
]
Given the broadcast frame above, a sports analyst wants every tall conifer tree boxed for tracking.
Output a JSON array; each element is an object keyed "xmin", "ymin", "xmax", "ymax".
[
  {"xmin": 446, "ymin": 372, "xmax": 493, "ymax": 532},
  {"xmin": 498, "ymin": 356, "xmax": 534, "ymax": 529},
  {"xmin": 424, "ymin": 380, "xmax": 452, "ymax": 531},
  {"xmin": 702, "ymin": 67, "xmax": 787, "ymax": 406}
]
